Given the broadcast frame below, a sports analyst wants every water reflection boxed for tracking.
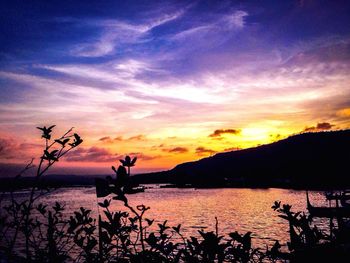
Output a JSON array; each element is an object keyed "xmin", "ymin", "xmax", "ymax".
[{"xmin": 39, "ymin": 186, "xmax": 328, "ymax": 249}]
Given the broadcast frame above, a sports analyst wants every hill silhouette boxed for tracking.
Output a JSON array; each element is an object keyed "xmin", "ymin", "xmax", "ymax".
[
  {"xmin": 134, "ymin": 130, "xmax": 350, "ymax": 189},
  {"xmin": 2, "ymin": 130, "xmax": 349, "ymax": 190}
]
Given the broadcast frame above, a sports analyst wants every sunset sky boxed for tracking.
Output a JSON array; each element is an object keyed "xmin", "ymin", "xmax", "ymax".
[{"xmin": 1, "ymin": 0, "xmax": 350, "ymax": 175}]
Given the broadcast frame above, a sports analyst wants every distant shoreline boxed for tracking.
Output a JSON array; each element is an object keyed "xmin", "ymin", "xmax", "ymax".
[
  {"xmin": 1, "ymin": 130, "xmax": 350, "ymax": 192},
  {"xmin": 0, "ymin": 178, "xmax": 348, "ymax": 192}
]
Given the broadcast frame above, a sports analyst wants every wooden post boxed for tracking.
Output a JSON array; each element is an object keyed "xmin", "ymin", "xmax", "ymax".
[{"xmin": 98, "ymin": 215, "xmax": 103, "ymax": 262}]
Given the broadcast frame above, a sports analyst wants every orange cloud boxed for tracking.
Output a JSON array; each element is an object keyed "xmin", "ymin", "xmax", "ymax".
[
  {"xmin": 99, "ymin": 134, "xmax": 147, "ymax": 144},
  {"xmin": 128, "ymin": 135, "xmax": 146, "ymax": 141},
  {"xmin": 113, "ymin": 135, "xmax": 146, "ymax": 142},
  {"xmin": 209, "ymin": 129, "xmax": 241, "ymax": 138},
  {"xmin": 195, "ymin": 147, "xmax": 216, "ymax": 156},
  {"xmin": 162, "ymin": 147, "xmax": 189, "ymax": 154},
  {"xmin": 303, "ymin": 122, "xmax": 334, "ymax": 132},
  {"xmin": 99, "ymin": 136, "xmax": 112, "ymax": 143}
]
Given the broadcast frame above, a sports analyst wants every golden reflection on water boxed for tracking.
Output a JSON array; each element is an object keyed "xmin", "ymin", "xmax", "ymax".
[{"xmin": 41, "ymin": 187, "xmax": 328, "ymax": 249}]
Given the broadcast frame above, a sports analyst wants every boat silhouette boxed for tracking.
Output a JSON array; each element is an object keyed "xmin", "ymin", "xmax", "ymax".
[{"xmin": 306, "ymin": 190, "xmax": 350, "ymax": 218}]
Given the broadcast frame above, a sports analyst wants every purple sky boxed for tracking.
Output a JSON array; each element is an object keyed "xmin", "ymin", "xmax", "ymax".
[{"xmin": 1, "ymin": 0, "xmax": 350, "ymax": 175}]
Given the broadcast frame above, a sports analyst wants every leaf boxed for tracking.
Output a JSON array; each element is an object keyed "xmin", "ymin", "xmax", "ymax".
[
  {"xmin": 69, "ymin": 133, "xmax": 83, "ymax": 147},
  {"xmin": 43, "ymin": 150, "xmax": 59, "ymax": 161},
  {"xmin": 53, "ymin": 202, "xmax": 64, "ymax": 213},
  {"xmin": 146, "ymin": 232, "xmax": 157, "ymax": 247},
  {"xmin": 98, "ymin": 199, "xmax": 110, "ymax": 208},
  {"xmin": 229, "ymin": 231, "xmax": 243, "ymax": 242},
  {"xmin": 119, "ymin": 155, "xmax": 137, "ymax": 167},
  {"xmin": 145, "ymin": 218, "xmax": 154, "ymax": 226},
  {"xmin": 112, "ymin": 193, "xmax": 128, "ymax": 205},
  {"xmin": 37, "ymin": 204, "xmax": 47, "ymax": 215},
  {"xmin": 131, "ymin": 157, "xmax": 137, "ymax": 165},
  {"xmin": 37, "ymin": 125, "xmax": 55, "ymax": 140},
  {"xmin": 55, "ymin": 138, "xmax": 70, "ymax": 146},
  {"xmin": 271, "ymin": 201, "xmax": 281, "ymax": 210},
  {"xmin": 172, "ymin": 224, "xmax": 181, "ymax": 233}
]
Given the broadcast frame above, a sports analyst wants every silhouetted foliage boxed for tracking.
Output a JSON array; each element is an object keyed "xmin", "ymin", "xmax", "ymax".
[
  {"xmin": 0, "ymin": 125, "xmax": 85, "ymax": 261},
  {"xmin": 1, "ymin": 126, "xmax": 349, "ymax": 262}
]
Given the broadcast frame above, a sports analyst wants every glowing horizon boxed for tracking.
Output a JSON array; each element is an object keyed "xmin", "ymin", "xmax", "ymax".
[{"xmin": 1, "ymin": 1, "xmax": 350, "ymax": 175}]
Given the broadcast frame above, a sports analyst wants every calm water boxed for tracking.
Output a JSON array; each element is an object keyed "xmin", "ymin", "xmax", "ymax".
[{"xmin": 37, "ymin": 186, "xmax": 329, "ymax": 249}]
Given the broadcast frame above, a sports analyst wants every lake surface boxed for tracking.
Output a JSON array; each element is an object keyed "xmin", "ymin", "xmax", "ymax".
[{"xmin": 37, "ymin": 186, "xmax": 329, "ymax": 249}]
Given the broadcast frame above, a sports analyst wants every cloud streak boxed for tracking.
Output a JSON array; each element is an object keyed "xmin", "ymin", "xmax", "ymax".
[
  {"xmin": 64, "ymin": 147, "xmax": 119, "ymax": 163},
  {"xmin": 64, "ymin": 147, "xmax": 158, "ymax": 163},
  {"xmin": 209, "ymin": 129, "xmax": 241, "ymax": 138},
  {"xmin": 0, "ymin": 137, "xmax": 41, "ymax": 161},
  {"xmin": 162, "ymin": 147, "xmax": 188, "ymax": 154},
  {"xmin": 195, "ymin": 147, "xmax": 216, "ymax": 156},
  {"xmin": 71, "ymin": 7, "xmax": 187, "ymax": 57}
]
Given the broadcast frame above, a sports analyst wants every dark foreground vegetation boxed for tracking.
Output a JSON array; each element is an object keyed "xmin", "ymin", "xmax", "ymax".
[{"xmin": 1, "ymin": 126, "xmax": 349, "ymax": 262}]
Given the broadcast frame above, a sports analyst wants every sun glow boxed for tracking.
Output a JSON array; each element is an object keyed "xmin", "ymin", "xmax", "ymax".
[{"xmin": 241, "ymin": 127, "xmax": 270, "ymax": 141}]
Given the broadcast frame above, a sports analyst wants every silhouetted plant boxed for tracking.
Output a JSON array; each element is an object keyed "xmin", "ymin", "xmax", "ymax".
[
  {"xmin": 268, "ymin": 201, "xmax": 350, "ymax": 262},
  {"xmin": 0, "ymin": 125, "xmax": 84, "ymax": 261},
  {"xmin": 5, "ymin": 125, "xmax": 337, "ymax": 262},
  {"xmin": 94, "ymin": 164, "xmax": 274, "ymax": 263},
  {"xmin": 119, "ymin": 155, "xmax": 137, "ymax": 177},
  {"xmin": 271, "ymin": 201, "xmax": 325, "ymax": 252},
  {"xmin": 96, "ymin": 193, "xmax": 269, "ymax": 262}
]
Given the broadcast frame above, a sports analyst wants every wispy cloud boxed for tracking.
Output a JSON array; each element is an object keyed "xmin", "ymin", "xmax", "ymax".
[
  {"xmin": 0, "ymin": 137, "xmax": 17, "ymax": 160},
  {"xmin": 113, "ymin": 134, "xmax": 147, "ymax": 142},
  {"xmin": 64, "ymin": 147, "xmax": 159, "ymax": 163},
  {"xmin": 0, "ymin": 137, "xmax": 41, "ymax": 161},
  {"xmin": 162, "ymin": 146, "xmax": 188, "ymax": 154},
  {"xmin": 71, "ymin": 7, "xmax": 187, "ymax": 57},
  {"xmin": 195, "ymin": 147, "xmax": 216, "ymax": 156},
  {"xmin": 99, "ymin": 136, "xmax": 112, "ymax": 142},
  {"xmin": 166, "ymin": 10, "xmax": 249, "ymax": 58},
  {"xmin": 64, "ymin": 147, "xmax": 119, "ymax": 162}
]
